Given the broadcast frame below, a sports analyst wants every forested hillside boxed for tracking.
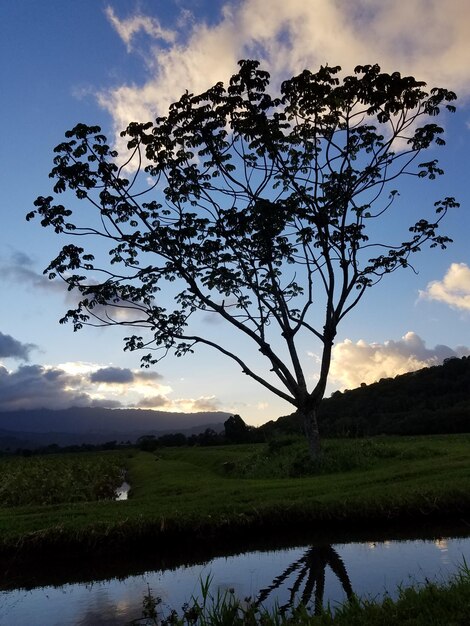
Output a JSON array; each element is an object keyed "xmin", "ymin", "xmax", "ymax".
[{"xmin": 263, "ymin": 357, "xmax": 470, "ymax": 437}]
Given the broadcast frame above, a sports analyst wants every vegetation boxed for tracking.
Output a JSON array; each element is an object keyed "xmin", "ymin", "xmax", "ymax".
[
  {"xmin": 28, "ymin": 61, "xmax": 458, "ymax": 457},
  {"xmin": 131, "ymin": 563, "xmax": 470, "ymax": 625},
  {"xmin": 1, "ymin": 435, "xmax": 470, "ymax": 556},
  {"xmin": 220, "ymin": 436, "xmax": 443, "ymax": 479},
  {"xmin": 263, "ymin": 356, "xmax": 470, "ymax": 439},
  {"xmin": 319, "ymin": 355, "xmax": 470, "ymax": 437},
  {"xmin": 0, "ymin": 450, "xmax": 126, "ymax": 506},
  {"xmin": 136, "ymin": 428, "xmax": 226, "ymax": 451}
]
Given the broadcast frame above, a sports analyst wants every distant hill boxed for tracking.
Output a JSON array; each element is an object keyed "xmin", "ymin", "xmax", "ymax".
[
  {"xmin": 261, "ymin": 356, "xmax": 470, "ymax": 437},
  {"xmin": 0, "ymin": 407, "xmax": 230, "ymax": 449}
]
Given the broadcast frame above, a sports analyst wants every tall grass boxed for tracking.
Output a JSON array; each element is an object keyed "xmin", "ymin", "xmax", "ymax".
[
  {"xmin": 0, "ymin": 451, "xmax": 127, "ymax": 506},
  {"xmin": 222, "ymin": 436, "xmax": 443, "ymax": 479}
]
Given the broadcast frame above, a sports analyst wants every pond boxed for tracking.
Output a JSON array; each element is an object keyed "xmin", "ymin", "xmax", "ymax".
[{"xmin": 1, "ymin": 528, "xmax": 470, "ymax": 625}]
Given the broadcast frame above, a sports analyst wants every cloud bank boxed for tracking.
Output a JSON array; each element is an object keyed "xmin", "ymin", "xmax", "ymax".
[
  {"xmin": 420, "ymin": 263, "xmax": 470, "ymax": 311},
  {"xmin": 0, "ymin": 364, "xmax": 112, "ymax": 412},
  {"xmin": 0, "ymin": 361, "xmax": 222, "ymax": 413},
  {"xmin": 330, "ymin": 331, "xmax": 469, "ymax": 390},
  {"xmin": 100, "ymin": 0, "xmax": 470, "ymax": 154}
]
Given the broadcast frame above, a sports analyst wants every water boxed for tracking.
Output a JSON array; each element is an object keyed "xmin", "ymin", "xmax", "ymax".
[
  {"xmin": 115, "ymin": 481, "xmax": 130, "ymax": 501},
  {"xmin": 1, "ymin": 533, "xmax": 469, "ymax": 625}
]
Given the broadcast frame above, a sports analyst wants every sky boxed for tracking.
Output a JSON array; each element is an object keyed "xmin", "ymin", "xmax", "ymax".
[{"xmin": 1, "ymin": 0, "xmax": 469, "ymax": 426}]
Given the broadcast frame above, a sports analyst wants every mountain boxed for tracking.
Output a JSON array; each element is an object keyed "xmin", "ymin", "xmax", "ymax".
[
  {"xmin": 260, "ymin": 356, "xmax": 470, "ymax": 437},
  {"xmin": 319, "ymin": 356, "xmax": 470, "ymax": 436},
  {"xmin": 0, "ymin": 407, "xmax": 230, "ymax": 449}
]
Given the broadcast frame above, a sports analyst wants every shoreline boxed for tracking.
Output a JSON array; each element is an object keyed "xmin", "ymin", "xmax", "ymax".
[{"xmin": 2, "ymin": 507, "xmax": 470, "ymax": 591}]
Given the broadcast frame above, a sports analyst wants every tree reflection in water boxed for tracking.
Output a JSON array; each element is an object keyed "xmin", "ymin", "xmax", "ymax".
[{"xmin": 256, "ymin": 545, "xmax": 354, "ymax": 615}]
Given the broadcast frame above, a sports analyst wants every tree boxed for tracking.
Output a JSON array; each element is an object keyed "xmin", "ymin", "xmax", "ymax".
[
  {"xmin": 224, "ymin": 414, "xmax": 252, "ymax": 444},
  {"xmin": 28, "ymin": 61, "xmax": 458, "ymax": 458}
]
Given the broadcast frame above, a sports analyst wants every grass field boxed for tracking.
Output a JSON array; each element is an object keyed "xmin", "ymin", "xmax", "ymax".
[{"xmin": 1, "ymin": 434, "xmax": 470, "ymax": 555}]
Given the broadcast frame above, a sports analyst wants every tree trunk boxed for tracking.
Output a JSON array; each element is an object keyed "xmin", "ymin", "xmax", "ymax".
[
  {"xmin": 301, "ymin": 405, "xmax": 322, "ymax": 459},
  {"xmin": 300, "ymin": 330, "xmax": 334, "ymax": 459}
]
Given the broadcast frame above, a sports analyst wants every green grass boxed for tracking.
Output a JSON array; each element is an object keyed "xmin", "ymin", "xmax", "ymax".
[{"xmin": 1, "ymin": 434, "xmax": 470, "ymax": 554}]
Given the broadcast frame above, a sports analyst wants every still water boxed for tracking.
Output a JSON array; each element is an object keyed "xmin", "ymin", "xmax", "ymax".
[{"xmin": 1, "ymin": 534, "xmax": 469, "ymax": 625}]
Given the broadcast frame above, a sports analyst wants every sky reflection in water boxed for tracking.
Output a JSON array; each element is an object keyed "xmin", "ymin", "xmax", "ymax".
[{"xmin": 1, "ymin": 536, "xmax": 468, "ymax": 625}]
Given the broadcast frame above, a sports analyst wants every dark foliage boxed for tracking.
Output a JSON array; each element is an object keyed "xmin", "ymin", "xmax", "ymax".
[
  {"xmin": 224, "ymin": 414, "xmax": 257, "ymax": 443},
  {"xmin": 261, "ymin": 357, "xmax": 470, "ymax": 437}
]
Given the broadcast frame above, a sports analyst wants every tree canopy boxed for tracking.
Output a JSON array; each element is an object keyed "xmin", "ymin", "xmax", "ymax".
[{"xmin": 28, "ymin": 60, "xmax": 458, "ymax": 456}]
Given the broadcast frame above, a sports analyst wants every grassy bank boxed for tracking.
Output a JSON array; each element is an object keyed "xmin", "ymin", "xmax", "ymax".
[{"xmin": 1, "ymin": 435, "xmax": 470, "ymax": 555}]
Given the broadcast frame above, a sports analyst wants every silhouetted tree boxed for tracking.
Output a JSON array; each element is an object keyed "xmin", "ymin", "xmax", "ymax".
[
  {"xmin": 158, "ymin": 432, "xmax": 187, "ymax": 447},
  {"xmin": 196, "ymin": 428, "xmax": 222, "ymax": 446},
  {"xmin": 136, "ymin": 434, "xmax": 159, "ymax": 452},
  {"xmin": 29, "ymin": 61, "xmax": 457, "ymax": 458},
  {"xmin": 224, "ymin": 414, "xmax": 251, "ymax": 443}
]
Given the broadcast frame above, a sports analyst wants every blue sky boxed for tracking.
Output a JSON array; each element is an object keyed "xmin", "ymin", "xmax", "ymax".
[{"xmin": 1, "ymin": 0, "xmax": 469, "ymax": 425}]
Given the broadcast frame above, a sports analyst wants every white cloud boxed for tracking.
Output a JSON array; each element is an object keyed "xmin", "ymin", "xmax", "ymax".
[
  {"xmin": 99, "ymin": 0, "xmax": 470, "ymax": 157},
  {"xmin": 420, "ymin": 263, "xmax": 470, "ymax": 311},
  {"xmin": 136, "ymin": 394, "xmax": 171, "ymax": 409},
  {"xmin": 59, "ymin": 361, "xmax": 172, "ymax": 406},
  {"xmin": 105, "ymin": 6, "xmax": 176, "ymax": 52},
  {"xmin": 135, "ymin": 393, "xmax": 221, "ymax": 412},
  {"xmin": 330, "ymin": 331, "xmax": 469, "ymax": 390}
]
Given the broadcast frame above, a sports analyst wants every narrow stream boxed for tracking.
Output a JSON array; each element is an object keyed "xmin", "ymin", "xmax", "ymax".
[
  {"xmin": 1, "ymin": 533, "xmax": 469, "ymax": 625},
  {"xmin": 115, "ymin": 480, "xmax": 130, "ymax": 501}
]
